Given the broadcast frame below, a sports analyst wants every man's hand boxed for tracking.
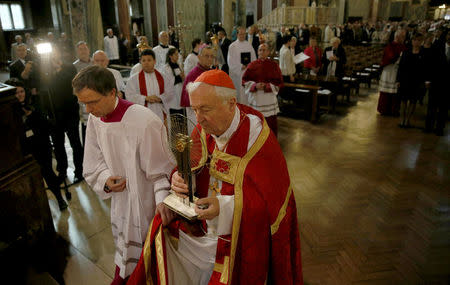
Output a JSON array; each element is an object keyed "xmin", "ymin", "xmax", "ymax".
[
  {"xmin": 156, "ymin": 202, "xmax": 176, "ymax": 226},
  {"xmin": 145, "ymin": 95, "xmax": 162, "ymax": 103},
  {"xmin": 21, "ymin": 61, "xmax": 33, "ymax": 79},
  {"xmin": 105, "ymin": 176, "xmax": 127, "ymax": 192},
  {"xmin": 171, "ymin": 171, "xmax": 188, "ymax": 198},
  {"xmin": 195, "ymin": 197, "xmax": 220, "ymax": 220}
]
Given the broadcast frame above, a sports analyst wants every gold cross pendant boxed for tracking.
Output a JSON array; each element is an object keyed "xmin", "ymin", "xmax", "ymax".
[{"xmin": 209, "ymin": 181, "xmax": 220, "ymax": 197}]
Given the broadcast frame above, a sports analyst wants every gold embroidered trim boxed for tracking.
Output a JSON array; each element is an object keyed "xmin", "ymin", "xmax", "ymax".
[
  {"xmin": 192, "ymin": 128, "xmax": 208, "ymax": 171},
  {"xmin": 228, "ymin": 118, "xmax": 270, "ymax": 284},
  {"xmin": 209, "ymin": 149, "xmax": 241, "ymax": 185},
  {"xmin": 144, "ymin": 218, "xmax": 155, "ymax": 285},
  {"xmin": 271, "ymin": 186, "xmax": 293, "ymax": 235},
  {"xmin": 220, "ymin": 256, "xmax": 230, "ymax": 284},
  {"xmin": 155, "ymin": 227, "xmax": 167, "ymax": 285},
  {"xmin": 213, "ymin": 262, "xmax": 223, "ymax": 273}
]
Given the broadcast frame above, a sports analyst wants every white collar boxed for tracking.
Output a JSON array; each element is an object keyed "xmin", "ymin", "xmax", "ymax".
[
  {"xmin": 212, "ymin": 106, "xmax": 240, "ymax": 151},
  {"xmin": 114, "ymin": 97, "xmax": 119, "ymax": 108}
]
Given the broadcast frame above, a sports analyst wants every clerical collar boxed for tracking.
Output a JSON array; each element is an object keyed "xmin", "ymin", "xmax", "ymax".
[
  {"xmin": 193, "ymin": 51, "xmax": 198, "ymax": 56},
  {"xmin": 160, "ymin": 44, "xmax": 169, "ymax": 48},
  {"xmin": 108, "ymin": 36, "xmax": 114, "ymax": 38},
  {"xmin": 212, "ymin": 106, "xmax": 240, "ymax": 150},
  {"xmin": 101, "ymin": 97, "xmax": 134, "ymax": 123}
]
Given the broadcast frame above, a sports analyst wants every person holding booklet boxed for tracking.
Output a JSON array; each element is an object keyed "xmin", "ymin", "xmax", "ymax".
[{"xmin": 227, "ymin": 27, "xmax": 256, "ymax": 104}]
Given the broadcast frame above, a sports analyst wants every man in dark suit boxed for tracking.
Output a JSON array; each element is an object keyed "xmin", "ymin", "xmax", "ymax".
[
  {"xmin": 246, "ymin": 25, "xmax": 260, "ymax": 57},
  {"xmin": 218, "ymin": 30, "xmax": 232, "ymax": 64},
  {"xmin": 9, "ymin": 43, "xmax": 38, "ymax": 95},
  {"xmin": 299, "ymin": 24, "xmax": 310, "ymax": 47}
]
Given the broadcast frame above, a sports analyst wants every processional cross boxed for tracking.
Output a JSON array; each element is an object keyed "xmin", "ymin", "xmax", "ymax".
[{"xmin": 173, "ymin": 10, "xmax": 192, "ymax": 60}]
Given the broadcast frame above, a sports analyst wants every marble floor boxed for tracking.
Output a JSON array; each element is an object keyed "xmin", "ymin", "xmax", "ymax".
[{"xmin": 44, "ymin": 84, "xmax": 448, "ymax": 284}]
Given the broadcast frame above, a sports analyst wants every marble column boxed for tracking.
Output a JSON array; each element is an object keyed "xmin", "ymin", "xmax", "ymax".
[
  {"xmin": 117, "ymin": 0, "xmax": 131, "ymax": 46},
  {"xmin": 67, "ymin": 0, "xmax": 88, "ymax": 49},
  {"xmin": 143, "ymin": 0, "xmax": 154, "ymax": 45},
  {"xmin": 337, "ymin": 0, "xmax": 345, "ymax": 24},
  {"xmin": 86, "ymin": 0, "xmax": 104, "ymax": 51},
  {"xmin": 222, "ymin": 0, "xmax": 234, "ymax": 36}
]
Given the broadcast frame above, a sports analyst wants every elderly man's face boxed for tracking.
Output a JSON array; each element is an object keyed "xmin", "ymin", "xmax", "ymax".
[
  {"xmin": 77, "ymin": 44, "xmax": 90, "ymax": 62},
  {"xmin": 190, "ymin": 84, "xmax": 236, "ymax": 136},
  {"xmin": 107, "ymin": 30, "xmax": 113, "ymax": 37},
  {"xmin": 159, "ymin": 32, "xmax": 169, "ymax": 45},
  {"xmin": 93, "ymin": 52, "xmax": 109, "ymax": 68},
  {"xmin": 258, "ymin": 44, "xmax": 270, "ymax": 59},
  {"xmin": 237, "ymin": 28, "xmax": 246, "ymax": 41},
  {"xmin": 198, "ymin": 48, "xmax": 215, "ymax": 68}
]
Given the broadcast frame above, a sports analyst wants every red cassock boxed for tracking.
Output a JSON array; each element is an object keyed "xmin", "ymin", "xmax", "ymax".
[
  {"xmin": 242, "ymin": 58, "xmax": 283, "ymax": 91},
  {"xmin": 127, "ymin": 104, "xmax": 303, "ymax": 285}
]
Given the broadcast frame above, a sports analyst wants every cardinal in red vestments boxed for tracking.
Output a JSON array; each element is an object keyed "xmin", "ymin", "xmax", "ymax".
[
  {"xmin": 127, "ymin": 69, "xmax": 303, "ymax": 284},
  {"xmin": 377, "ymin": 30, "xmax": 407, "ymax": 116}
]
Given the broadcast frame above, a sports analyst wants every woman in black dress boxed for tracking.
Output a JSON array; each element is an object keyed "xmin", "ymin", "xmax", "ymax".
[{"xmin": 397, "ymin": 33, "xmax": 428, "ymax": 128}]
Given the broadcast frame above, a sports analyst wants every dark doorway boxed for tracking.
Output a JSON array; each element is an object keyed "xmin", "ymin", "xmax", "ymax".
[{"xmin": 205, "ymin": 0, "xmax": 222, "ymax": 32}]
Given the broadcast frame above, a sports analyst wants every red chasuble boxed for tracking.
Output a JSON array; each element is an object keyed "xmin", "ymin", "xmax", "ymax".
[
  {"xmin": 127, "ymin": 104, "xmax": 303, "ymax": 285},
  {"xmin": 139, "ymin": 69, "xmax": 165, "ymax": 107},
  {"xmin": 242, "ymin": 59, "xmax": 284, "ymax": 93}
]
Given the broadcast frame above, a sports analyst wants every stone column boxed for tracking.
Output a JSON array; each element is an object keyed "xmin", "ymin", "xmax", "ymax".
[
  {"xmin": 117, "ymin": 0, "xmax": 131, "ymax": 45},
  {"xmin": 86, "ymin": 0, "xmax": 104, "ymax": 51},
  {"xmin": 222, "ymin": 0, "xmax": 234, "ymax": 36},
  {"xmin": 143, "ymin": 0, "xmax": 154, "ymax": 45},
  {"xmin": 67, "ymin": 0, "xmax": 88, "ymax": 48},
  {"xmin": 337, "ymin": 0, "xmax": 345, "ymax": 24}
]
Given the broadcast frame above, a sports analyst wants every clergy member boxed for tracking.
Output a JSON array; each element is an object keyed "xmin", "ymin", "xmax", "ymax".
[
  {"xmin": 127, "ymin": 69, "xmax": 303, "ymax": 285},
  {"xmin": 153, "ymin": 31, "xmax": 182, "ymax": 72},
  {"xmin": 73, "ymin": 65, "xmax": 174, "ymax": 284},
  {"xmin": 184, "ymin": 38, "xmax": 202, "ymax": 75},
  {"xmin": 227, "ymin": 26, "xmax": 256, "ymax": 105},
  {"xmin": 126, "ymin": 49, "xmax": 172, "ymax": 122},
  {"xmin": 377, "ymin": 29, "xmax": 406, "ymax": 116},
  {"xmin": 242, "ymin": 43, "xmax": 283, "ymax": 137},
  {"xmin": 104, "ymin": 28, "xmax": 120, "ymax": 64},
  {"xmin": 180, "ymin": 44, "xmax": 215, "ymax": 129},
  {"xmin": 92, "ymin": 50, "xmax": 125, "ymax": 99}
]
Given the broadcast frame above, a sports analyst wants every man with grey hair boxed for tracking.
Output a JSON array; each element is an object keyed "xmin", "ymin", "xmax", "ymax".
[
  {"xmin": 73, "ymin": 41, "xmax": 92, "ymax": 72},
  {"xmin": 104, "ymin": 28, "xmax": 120, "ymax": 64},
  {"xmin": 92, "ymin": 50, "xmax": 125, "ymax": 98},
  {"xmin": 153, "ymin": 30, "xmax": 182, "ymax": 71},
  {"xmin": 127, "ymin": 69, "xmax": 303, "ymax": 284},
  {"xmin": 11, "ymin": 34, "xmax": 23, "ymax": 60}
]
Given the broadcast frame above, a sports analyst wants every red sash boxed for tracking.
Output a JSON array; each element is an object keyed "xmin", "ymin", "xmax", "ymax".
[{"xmin": 138, "ymin": 69, "xmax": 165, "ymax": 107}]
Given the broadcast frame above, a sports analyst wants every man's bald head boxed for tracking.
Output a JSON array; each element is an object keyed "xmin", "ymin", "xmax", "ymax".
[
  {"xmin": 237, "ymin": 27, "xmax": 246, "ymax": 42},
  {"xmin": 258, "ymin": 43, "xmax": 270, "ymax": 59},
  {"xmin": 93, "ymin": 50, "xmax": 109, "ymax": 68},
  {"xmin": 159, "ymin": 31, "xmax": 169, "ymax": 45}
]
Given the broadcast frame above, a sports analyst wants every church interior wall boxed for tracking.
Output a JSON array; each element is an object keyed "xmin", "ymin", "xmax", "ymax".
[
  {"xmin": 174, "ymin": 0, "xmax": 205, "ymax": 55},
  {"xmin": 346, "ymin": 0, "xmax": 371, "ymax": 21}
]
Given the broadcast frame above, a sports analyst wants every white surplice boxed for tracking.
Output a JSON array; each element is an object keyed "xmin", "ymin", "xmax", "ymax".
[
  {"xmin": 130, "ymin": 63, "xmax": 142, "ymax": 77},
  {"xmin": 243, "ymin": 82, "xmax": 280, "ymax": 117},
  {"xmin": 104, "ymin": 35, "xmax": 119, "ymax": 60},
  {"xmin": 83, "ymin": 99, "xmax": 174, "ymax": 278},
  {"xmin": 183, "ymin": 53, "xmax": 198, "ymax": 75},
  {"xmin": 227, "ymin": 40, "xmax": 256, "ymax": 105},
  {"xmin": 125, "ymin": 71, "xmax": 169, "ymax": 122},
  {"xmin": 164, "ymin": 107, "xmax": 262, "ymax": 285},
  {"xmin": 153, "ymin": 44, "xmax": 183, "ymax": 72},
  {"xmin": 162, "ymin": 63, "xmax": 183, "ymax": 110}
]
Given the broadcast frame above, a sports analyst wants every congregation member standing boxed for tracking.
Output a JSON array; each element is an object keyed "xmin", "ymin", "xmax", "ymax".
[
  {"xmin": 11, "ymin": 35, "xmax": 23, "ymax": 61},
  {"xmin": 126, "ymin": 49, "xmax": 171, "ymax": 123},
  {"xmin": 48, "ymin": 51, "xmax": 84, "ymax": 184},
  {"xmin": 242, "ymin": 43, "xmax": 283, "ymax": 136},
  {"xmin": 377, "ymin": 30, "xmax": 406, "ymax": 116},
  {"xmin": 322, "ymin": 37, "xmax": 346, "ymax": 79},
  {"xmin": 127, "ymin": 70, "xmax": 303, "ymax": 285},
  {"xmin": 228, "ymin": 27, "xmax": 256, "ymax": 105},
  {"xmin": 104, "ymin": 28, "xmax": 120, "ymax": 65},
  {"xmin": 73, "ymin": 65, "xmax": 174, "ymax": 284},
  {"xmin": 397, "ymin": 33, "xmax": 427, "ymax": 128},
  {"xmin": 303, "ymin": 37, "xmax": 322, "ymax": 75},
  {"xmin": 279, "ymin": 34, "xmax": 296, "ymax": 83},
  {"xmin": 9, "ymin": 43, "xmax": 38, "ymax": 96}
]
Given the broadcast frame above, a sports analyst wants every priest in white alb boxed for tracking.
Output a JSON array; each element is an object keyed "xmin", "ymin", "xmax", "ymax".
[
  {"xmin": 227, "ymin": 26, "xmax": 256, "ymax": 105},
  {"xmin": 126, "ymin": 49, "xmax": 175, "ymax": 122},
  {"xmin": 153, "ymin": 31, "xmax": 183, "ymax": 72},
  {"xmin": 72, "ymin": 65, "xmax": 175, "ymax": 284}
]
